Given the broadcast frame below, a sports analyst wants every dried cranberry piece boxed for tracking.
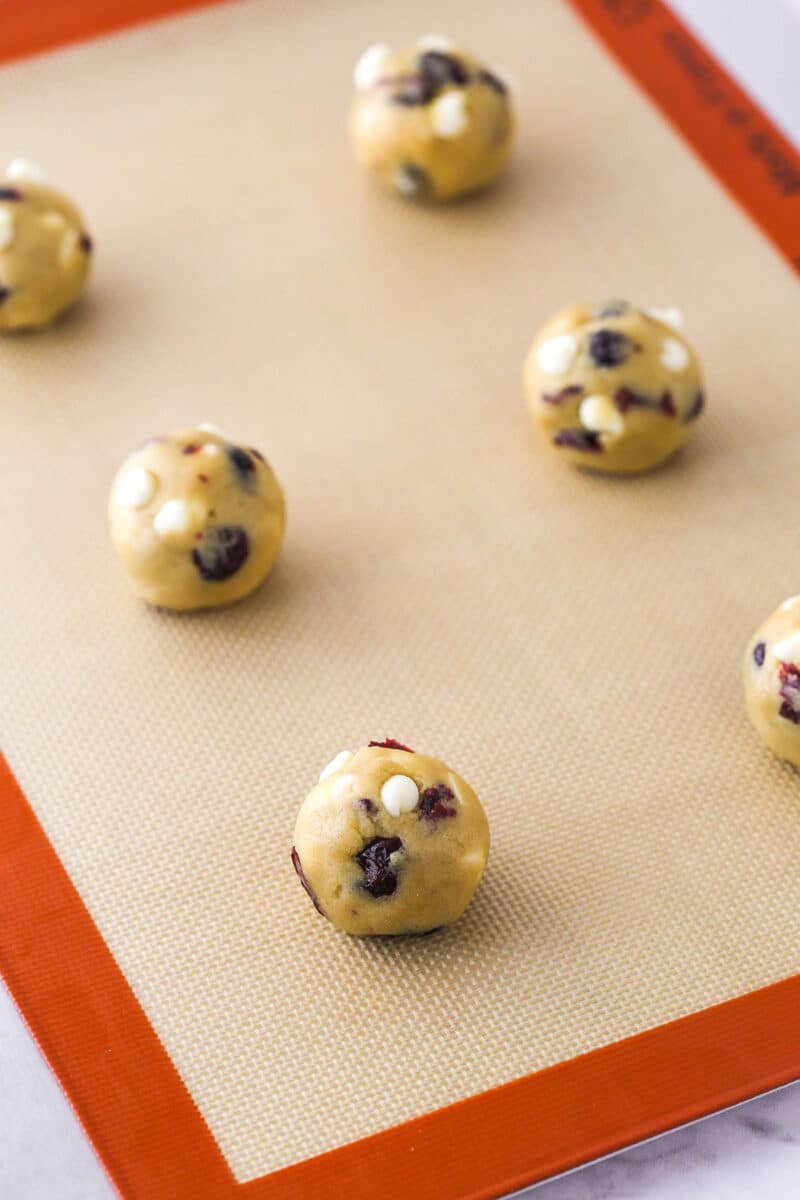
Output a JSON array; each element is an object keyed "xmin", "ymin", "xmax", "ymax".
[
  {"xmin": 0, "ymin": 287, "xmax": 10, "ymax": 304},
  {"xmin": 753, "ymin": 642, "xmax": 766, "ymax": 668},
  {"xmin": 192, "ymin": 525, "xmax": 249, "ymax": 581},
  {"xmin": 541, "ymin": 384, "xmax": 583, "ymax": 405},
  {"xmin": 614, "ymin": 387, "xmax": 644, "ymax": 413},
  {"xmin": 0, "ymin": 187, "xmax": 22, "ymax": 201},
  {"xmin": 79, "ymin": 233, "xmax": 93, "ymax": 253},
  {"xmin": 368, "ymin": 738, "xmax": 415, "ymax": 752},
  {"xmin": 613, "ymin": 387, "xmax": 658, "ymax": 414},
  {"xmin": 418, "ymin": 50, "xmax": 468, "ymax": 91},
  {"xmin": 778, "ymin": 661, "xmax": 800, "ymax": 724},
  {"xmin": 291, "ymin": 847, "xmax": 326, "ymax": 916},
  {"xmin": 182, "ymin": 443, "xmax": 203, "ymax": 455},
  {"xmin": 588, "ymin": 329, "xmax": 633, "ymax": 367},
  {"xmin": 357, "ymin": 798, "xmax": 377, "ymax": 816},
  {"xmin": 613, "ymin": 387, "xmax": 676, "ymax": 418},
  {"xmin": 419, "ymin": 784, "xmax": 457, "ymax": 822},
  {"xmin": 553, "ymin": 428, "xmax": 602, "ymax": 452},
  {"xmin": 477, "ymin": 68, "xmax": 507, "ymax": 95},
  {"xmin": 356, "ymin": 837, "xmax": 403, "ymax": 898},
  {"xmin": 684, "ymin": 392, "xmax": 705, "ymax": 423},
  {"xmin": 229, "ymin": 447, "xmax": 256, "ymax": 479}
]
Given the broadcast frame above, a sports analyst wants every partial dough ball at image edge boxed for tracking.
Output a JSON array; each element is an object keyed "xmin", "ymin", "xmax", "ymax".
[
  {"xmin": 0, "ymin": 159, "xmax": 93, "ymax": 331},
  {"xmin": 524, "ymin": 300, "xmax": 705, "ymax": 474},
  {"xmin": 292, "ymin": 739, "xmax": 490, "ymax": 936},
  {"xmin": 349, "ymin": 36, "xmax": 515, "ymax": 203},
  {"xmin": 108, "ymin": 425, "xmax": 286, "ymax": 611},
  {"xmin": 744, "ymin": 596, "xmax": 800, "ymax": 767}
]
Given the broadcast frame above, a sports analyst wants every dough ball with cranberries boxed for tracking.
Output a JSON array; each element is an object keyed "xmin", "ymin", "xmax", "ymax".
[
  {"xmin": 109, "ymin": 424, "xmax": 285, "ymax": 611},
  {"xmin": 349, "ymin": 36, "xmax": 515, "ymax": 202},
  {"xmin": 0, "ymin": 159, "xmax": 93, "ymax": 331},
  {"xmin": 291, "ymin": 740, "xmax": 490, "ymax": 936},
  {"xmin": 524, "ymin": 300, "xmax": 705, "ymax": 474},
  {"xmin": 744, "ymin": 596, "xmax": 800, "ymax": 767}
]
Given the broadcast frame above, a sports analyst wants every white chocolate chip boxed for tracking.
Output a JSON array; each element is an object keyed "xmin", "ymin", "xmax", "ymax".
[
  {"xmin": 353, "ymin": 43, "xmax": 391, "ymax": 91},
  {"xmin": 535, "ymin": 333, "xmax": 578, "ymax": 377},
  {"xmin": 115, "ymin": 466, "xmax": 157, "ymax": 509},
  {"xmin": 153, "ymin": 498, "xmax": 192, "ymax": 538},
  {"xmin": 380, "ymin": 774, "xmax": 419, "ymax": 817},
  {"xmin": 772, "ymin": 634, "xmax": 800, "ymax": 666},
  {"xmin": 416, "ymin": 34, "xmax": 455, "ymax": 51},
  {"xmin": 201, "ymin": 443, "xmax": 221, "ymax": 457},
  {"xmin": 430, "ymin": 90, "xmax": 468, "ymax": 138},
  {"xmin": 0, "ymin": 210, "xmax": 14, "ymax": 251},
  {"xmin": 579, "ymin": 393, "xmax": 623, "ymax": 437},
  {"xmin": 646, "ymin": 306, "xmax": 685, "ymax": 333},
  {"xmin": 319, "ymin": 750, "xmax": 353, "ymax": 783},
  {"xmin": 780, "ymin": 596, "xmax": 800, "ymax": 613},
  {"xmin": 5, "ymin": 157, "xmax": 48, "ymax": 184},
  {"xmin": 332, "ymin": 773, "xmax": 359, "ymax": 802},
  {"xmin": 59, "ymin": 227, "xmax": 79, "ymax": 266},
  {"xmin": 198, "ymin": 421, "xmax": 222, "ymax": 434},
  {"xmin": 660, "ymin": 337, "xmax": 690, "ymax": 372}
]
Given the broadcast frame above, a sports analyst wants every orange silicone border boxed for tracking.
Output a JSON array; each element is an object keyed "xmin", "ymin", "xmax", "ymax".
[
  {"xmin": 3, "ymin": 752, "xmax": 800, "ymax": 1200},
  {"xmin": 0, "ymin": 0, "xmax": 230, "ymax": 65},
  {"xmin": 2, "ymin": 2, "xmax": 800, "ymax": 1197},
  {"xmin": 567, "ymin": 0, "xmax": 800, "ymax": 276}
]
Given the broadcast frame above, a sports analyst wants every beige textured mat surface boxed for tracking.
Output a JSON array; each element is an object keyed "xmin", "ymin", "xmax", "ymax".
[{"xmin": 1, "ymin": 0, "xmax": 799, "ymax": 1182}]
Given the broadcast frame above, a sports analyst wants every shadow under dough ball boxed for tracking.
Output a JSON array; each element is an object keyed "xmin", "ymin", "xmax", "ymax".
[
  {"xmin": 744, "ymin": 595, "xmax": 800, "ymax": 767},
  {"xmin": 108, "ymin": 424, "xmax": 286, "ymax": 611},
  {"xmin": 524, "ymin": 300, "xmax": 706, "ymax": 474},
  {"xmin": 349, "ymin": 35, "xmax": 515, "ymax": 203},
  {"xmin": 0, "ymin": 158, "xmax": 93, "ymax": 331},
  {"xmin": 292, "ymin": 740, "xmax": 490, "ymax": 936}
]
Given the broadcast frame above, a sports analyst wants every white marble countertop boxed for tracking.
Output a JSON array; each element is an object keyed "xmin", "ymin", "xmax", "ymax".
[
  {"xmin": 525, "ymin": 1084, "xmax": 800, "ymax": 1199},
  {"xmin": 1, "ymin": 2, "xmax": 799, "ymax": 1197},
  {"xmin": 2, "ymin": 974, "xmax": 800, "ymax": 1199}
]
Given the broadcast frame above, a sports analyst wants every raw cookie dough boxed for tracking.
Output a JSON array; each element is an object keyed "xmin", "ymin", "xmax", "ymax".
[
  {"xmin": 349, "ymin": 35, "xmax": 515, "ymax": 202},
  {"xmin": 524, "ymin": 300, "xmax": 705, "ymax": 474},
  {"xmin": 0, "ymin": 159, "xmax": 93, "ymax": 331},
  {"xmin": 744, "ymin": 596, "xmax": 800, "ymax": 766},
  {"xmin": 109, "ymin": 424, "xmax": 285, "ymax": 611},
  {"xmin": 292, "ymin": 739, "xmax": 490, "ymax": 936}
]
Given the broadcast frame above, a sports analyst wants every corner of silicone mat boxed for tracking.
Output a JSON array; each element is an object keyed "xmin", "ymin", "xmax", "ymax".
[
  {"xmin": 564, "ymin": 0, "xmax": 800, "ymax": 277},
  {"xmin": 0, "ymin": 0, "xmax": 231, "ymax": 67},
  {"xmin": 4, "ymin": 749, "xmax": 800, "ymax": 1200}
]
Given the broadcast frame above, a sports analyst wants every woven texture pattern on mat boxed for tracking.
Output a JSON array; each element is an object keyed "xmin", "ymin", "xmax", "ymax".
[{"xmin": 1, "ymin": 0, "xmax": 799, "ymax": 1182}]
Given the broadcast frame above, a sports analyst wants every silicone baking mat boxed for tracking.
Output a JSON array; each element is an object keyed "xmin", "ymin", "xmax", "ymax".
[{"xmin": 1, "ymin": 1, "xmax": 800, "ymax": 1197}]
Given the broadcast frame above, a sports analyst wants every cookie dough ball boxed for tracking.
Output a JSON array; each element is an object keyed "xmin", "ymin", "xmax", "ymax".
[
  {"xmin": 0, "ymin": 159, "xmax": 93, "ymax": 331},
  {"xmin": 292, "ymin": 739, "xmax": 490, "ymax": 936},
  {"xmin": 524, "ymin": 301, "xmax": 705, "ymax": 474},
  {"xmin": 109, "ymin": 424, "xmax": 285, "ymax": 611},
  {"xmin": 349, "ymin": 36, "xmax": 515, "ymax": 202},
  {"xmin": 744, "ymin": 596, "xmax": 800, "ymax": 766}
]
